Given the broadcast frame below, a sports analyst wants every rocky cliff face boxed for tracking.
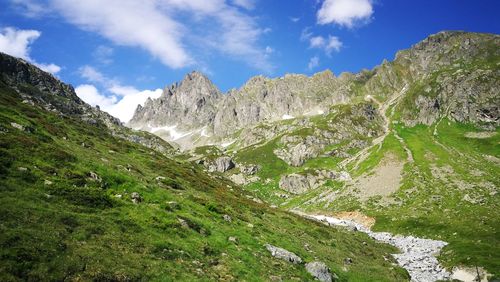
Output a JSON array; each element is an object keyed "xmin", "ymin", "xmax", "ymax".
[
  {"xmin": 0, "ymin": 52, "xmax": 176, "ymax": 155},
  {"xmin": 128, "ymin": 31, "xmax": 499, "ymax": 149}
]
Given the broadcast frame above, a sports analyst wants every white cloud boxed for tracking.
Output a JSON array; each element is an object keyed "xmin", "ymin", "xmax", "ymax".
[
  {"xmin": 50, "ymin": 0, "xmax": 191, "ymax": 69},
  {"xmin": 303, "ymin": 31, "xmax": 343, "ymax": 56},
  {"xmin": 9, "ymin": 0, "xmax": 47, "ymax": 18},
  {"xmin": 105, "ymin": 88, "xmax": 163, "ymax": 122},
  {"xmin": 325, "ymin": 36, "xmax": 342, "ymax": 54},
  {"xmin": 0, "ymin": 27, "xmax": 40, "ymax": 59},
  {"xmin": 310, "ymin": 36, "xmax": 326, "ymax": 48},
  {"xmin": 93, "ymin": 45, "xmax": 113, "ymax": 64},
  {"xmin": 308, "ymin": 56, "xmax": 319, "ymax": 70},
  {"xmin": 79, "ymin": 65, "xmax": 106, "ymax": 84},
  {"xmin": 290, "ymin": 17, "xmax": 300, "ymax": 23},
  {"xmin": 0, "ymin": 27, "xmax": 61, "ymax": 74},
  {"xmin": 75, "ymin": 84, "xmax": 162, "ymax": 122},
  {"xmin": 13, "ymin": 0, "xmax": 271, "ymax": 72},
  {"xmin": 76, "ymin": 66, "xmax": 163, "ymax": 122},
  {"xmin": 36, "ymin": 63, "xmax": 62, "ymax": 74},
  {"xmin": 231, "ymin": 0, "xmax": 256, "ymax": 10},
  {"xmin": 75, "ymin": 84, "xmax": 117, "ymax": 107},
  {"xmin": 317, "ymin": 0, "xmax": 373, "ymax": 28}
]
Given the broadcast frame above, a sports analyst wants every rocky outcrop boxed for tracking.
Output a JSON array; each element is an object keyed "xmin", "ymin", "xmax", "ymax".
[
  {"xmin": 0, "ymin": 52, "xmax": 177, "ymax": 156},
  {"xmin": 306, "ymin": 214, "xmax": 451, "ymax": 282},
  {"xmin": 129, "ymin": 71, "xmax": 221, "ymax": 132},
  {"xmin": 264, "ymin": 244, "xmax": 302, "ymax": 264},
  {"xmin": 305, "ymin": 261, "xmax": 336, "ymax": 282},
  {"xmin": 279, "ymin": 170, "xmax": 351, "ymax": 194},
  {"xmin": 128, "ymin": 32, "xmax": 499, "ymax": 149},
  {"xmin": 206, "ymin": 156, "xmax": 235, "ymax": 173}
]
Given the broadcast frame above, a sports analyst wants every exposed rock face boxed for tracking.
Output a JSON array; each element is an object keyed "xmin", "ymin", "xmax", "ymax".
[
  {"xmin": 128, "ymin": 32, "xmax": 499, "ymax": 149},
  {"xmin": 274, "ymin": 136, "xmax": 325, "ymax": 167},
  {"xmin": 129, "ymin": 71, "xmax": 221, "ymax": 132},
  {"xmin": 206, "ymin": 156, "xmax": 235, "ymax": 172},
  {"xmin": 0, "ymin": 52, "xmax": 176, "ymax": 156},
  {"xmin": 305, "ymin": 261, "xmax": 336, "ymax": 282},
  {"xmin": 279, "ymin": 170, "xmax": 351, "ymax": 194},
  {"xmin": 264, "ymin": 244, "xmax": 302, "ymax": 264}
]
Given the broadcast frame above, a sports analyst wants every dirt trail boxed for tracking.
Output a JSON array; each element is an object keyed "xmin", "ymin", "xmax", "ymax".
[{"xmin": 339, "ymin": 84, "xmax": 410, "ymax": 170}]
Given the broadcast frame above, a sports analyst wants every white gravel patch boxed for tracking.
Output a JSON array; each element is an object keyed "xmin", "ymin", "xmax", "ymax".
[{"xmin": 303, "ymin": 214, "xmax": 452, "ymax": 282}]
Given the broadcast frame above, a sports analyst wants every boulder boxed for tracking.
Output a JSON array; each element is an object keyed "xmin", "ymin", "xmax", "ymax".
[
  {"xmin": 279, "ymin": 170, "xmax": 351, "ymax": 194},
  {"xmin": 305, "ymin": 261, "xmax": 336, "ymax": 282},
  {"xmin": 264, "ymin": 244, "xmax": 302, "ymax": 264},
  {"xmin": 131, "ymin": 192, "xmax": 142, "ymax": 204},
  {"xmin": 279, "ymin": 174, "xmax": 319, "ymax": 194},
  {"xmin": 207, "ymin": 156, "xmax": 235, "ymax": 172},
  {"xmin": 239, "ymin": 164, "xmax": 261, "ymax": 175}
]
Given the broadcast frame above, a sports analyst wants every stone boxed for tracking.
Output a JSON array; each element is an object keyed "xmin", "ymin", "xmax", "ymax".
[
  {"xmin": 264, "ymin": 244, "xmax": 302, "ymax": 264},
  {"xmin": 344, "ymin": 257, "xmax": 353, "ymax": 265},
  {"xmin": 131, "ymin": 192, "xmax": 142, "ymax": 204},
  {"xmin": 88, "ymin": 171, "xmax": 102, "ymax": 182},
  {"xmin": 165, "ymin": 201, "xmax": 180, "ymax": 211},
  {"xmin": 239, "ymin": 164, "xmax": 260, "ymax": 175},
  {"xmin": 207, "ymin": 156, "xmax": 235, "ymax": 172},
  {"xmin": 10, "ymin": 122, "xmax": 24, "ymax": 131},
  {"xmin": 17, "ymin": 167, "xmax": 28, "ymax": 171},
  {"xmin": 228, "ymin": 236, "xmax": 238, "ymax": 243},
  {"xmin": 305, "ymin": 261, "xmax": 335, "ymax": 282},
  {"xmin": 44, "ymin": 180, "xmax": 53, "ymax": 185},
  {"xmin": 223, "ymin": 214, "xmax": 232, "ymax": 222}
]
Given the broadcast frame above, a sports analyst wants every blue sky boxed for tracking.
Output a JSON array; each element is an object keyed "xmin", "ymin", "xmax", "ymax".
[{"xmin": 1, "ymin": 0, "xmax": 499, "ymax": 122}]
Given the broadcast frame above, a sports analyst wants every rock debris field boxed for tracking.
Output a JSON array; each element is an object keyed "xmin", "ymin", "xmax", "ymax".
[{"xmin": 301, "ymin": 213, "xmax": 452, "ymax": 282}]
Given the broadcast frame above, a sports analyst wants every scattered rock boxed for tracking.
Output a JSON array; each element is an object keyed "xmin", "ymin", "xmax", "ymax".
[
  {"xmin": 207, "ymin": 156, "xmax": 235, "ymax": 172},
  {"xmin": 239, "ymin": 164, "xmax": 261, "ymax": 175},
  {"xmin": 165, "ymin": 201, "xmax": 180, "ymax": 211},
  {"xmin": 178, "ymin": 218, "xmax": 190, "ymax": 229},
  {"xmin": 265, "ymin": 244, "xmax": 302, "ymax": 264},
  {"xmin": 44, "ymin": 180, "xmax": 53, "ymax": 185},
  {"xmin": 10, "ymin": 122, "xmax": 24, "ymax": 131},
  {"xmin": 223, "ymin": 214, "xmax": 232, "ymax": 222},
  {"xmin": 278, "ymin": 171, "xmax": 349, "ymax": 194},
  {"xmin": 228, "ymin": 236, "xmax": 238, "ymax": 243},
  {"xmin": 88, "ymin": 171, "xmax": 102, "ymax": 182},
  {"xmin": 156, "ymin": 176, "xmax": 166, "ymax": 181},
  {"xmin": 114, "ymin": 194, "xmax": 123, "ymax": 198},
  {"xmin": 305, "ymin": 261, "xmax": 336, "ymax": 282},
  {"xmin": 343, "ymin": 258, "xmax": 353, "ymax": 265},
  {"xmin": 17, "ymin": 167, "xmax": 28, "ymax": 171},
  {"xmin": 131, "ymin": 192, "xmax": 142, "ymax": 204},
  {"xmin": 306, "ymin": 214, "xmax": 451, "ymax": 282}
]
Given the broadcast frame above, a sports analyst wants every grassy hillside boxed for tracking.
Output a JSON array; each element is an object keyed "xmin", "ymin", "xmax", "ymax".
[{"xmin": 0, "ymin": 81, "xmax": 409, "ymax": 281}]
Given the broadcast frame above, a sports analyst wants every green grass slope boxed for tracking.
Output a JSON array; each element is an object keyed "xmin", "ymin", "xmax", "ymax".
[{"xmin": 0, "ymin": 81, "xmax": 408, "ymax": 281}]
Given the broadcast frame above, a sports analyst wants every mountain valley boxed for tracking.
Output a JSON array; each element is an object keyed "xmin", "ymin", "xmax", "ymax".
[{"xmin": 0, "ymin": 30, "xmax": 499, "ymax": 281}]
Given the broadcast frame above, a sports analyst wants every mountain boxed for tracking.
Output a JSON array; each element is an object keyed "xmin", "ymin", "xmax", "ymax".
[
  {"xmin": 128, "ymin": 31, "xmax": 500, "ymax": 279},
  {"xmin": 129, "ymin": 31, "xmax": 499, "ymax": 150},
  {"xmin": 0, "ymin": 52, "xmax": 412, "ymax": 280},
  {"xmin": 1, "ymin": 30, "xmax": 499, "ymax": 281}
]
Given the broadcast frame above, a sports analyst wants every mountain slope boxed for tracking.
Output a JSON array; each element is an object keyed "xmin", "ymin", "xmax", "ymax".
[
  {"xmin": 129, "ymin": 31, "xmax": 499, "ymax": 151},
  {"xmin": 0, "ymin": 53, "xmax": 409, "ymax": 281},
  {"xmin": 151, "ymin": 31, "xmax": 500, "ymax": 278}
]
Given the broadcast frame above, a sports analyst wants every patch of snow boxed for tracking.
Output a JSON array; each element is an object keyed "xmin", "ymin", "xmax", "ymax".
[
  {"xmin": 282, "ymin": 114, "xmax": 294, "ymax": 120},
  {"xmin": 200, "ymin": 127, "xmax": 211, "ymax": 137},
  {"xmin": 304, "ymin": 108, "xmax": 325, "ymax": 116},
  {"xmin": 220, "ymin": 140, "xmax": 235, "ymax": 148},
  {"xmin": 149, "ymin": 124, "xmax": 193, "ymax": 141}
]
